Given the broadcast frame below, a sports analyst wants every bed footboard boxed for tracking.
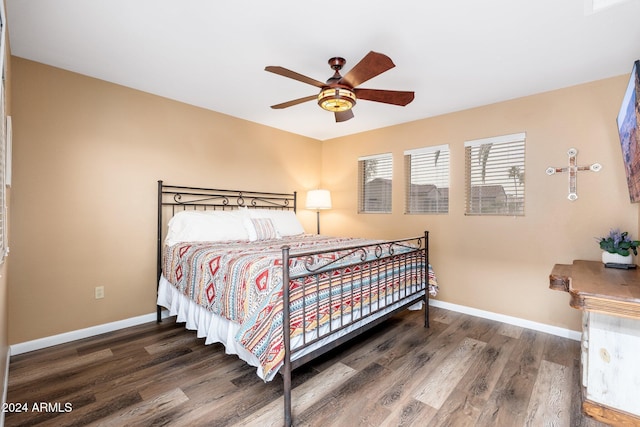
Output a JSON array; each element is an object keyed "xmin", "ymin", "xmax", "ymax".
[{"xmin": 280, "ymin": 231, "xmax": 430, "ymax": 427}]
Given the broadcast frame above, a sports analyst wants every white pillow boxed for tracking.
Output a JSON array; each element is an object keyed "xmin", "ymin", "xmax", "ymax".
[
  {"xmin": 248, "ymin": 209, "xmax": 305, "ymax": 236},
  {"xmin": 243, "ymin": 217, "xmax": 280, "ymax": 241},
  {"xmin": 165, "ymin": 210, "xmax": 250, "ymax": 246}
]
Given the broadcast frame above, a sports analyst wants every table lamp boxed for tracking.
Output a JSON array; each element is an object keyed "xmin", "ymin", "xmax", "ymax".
[{"xmin": 306, "ymin": 189, "xmax": 332, "ymax": 234}]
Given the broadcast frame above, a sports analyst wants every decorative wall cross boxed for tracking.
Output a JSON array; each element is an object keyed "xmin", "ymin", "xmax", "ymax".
[{"xmin": 546, "ymin": 148, "xmax": 601, "ymax": 201}]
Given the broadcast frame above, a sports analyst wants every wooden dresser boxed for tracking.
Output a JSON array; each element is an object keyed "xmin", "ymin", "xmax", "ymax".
[{"xmin": 550, "ymin": 260, "xmax": 640, "ymax": 426}]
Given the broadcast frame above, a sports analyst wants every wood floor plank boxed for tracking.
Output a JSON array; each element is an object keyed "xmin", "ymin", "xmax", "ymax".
[
  {"xmin": 381, "ymin": 319, "xmax": 449, "ymax": 374},
  {"xmin": 5, "ymin": 389, "xmax": 143, "ymax": 427},
  {"xmin": 292, "ymin": 362, "xmax": 389, "ymax": 426},
  {"xmin": 413, "ymin": 337, "xmax": 486, "ymax": 409},
  {"xmin": 85, "ymin": 388, "xmax": 190, "ymax": 427},
  {"xmin": 455, "ymin": 331, "xmax": 518, "ymax": 407},
  {"xmin": 143, "ymin": 331, "xmax": 207, "ymax": 355},
  {"xmin": 8, "ymin": 347, "xmax": 80, "ymax": 374},
  {"xmin": 374, "ymin": 320, "xmax": 445, "ymax": 371},
  {"xmin": 524, "ymin": 359, "xmax": 572, "ymax": 426},
  {"xmin": 7, "ymin": 348, "xmax": 114, "ymax": 388},
  {"xmin": 375, "ymin": 317, "xmax": 469, "ymax": 413},
  {"xmin": 455, "ymin": 315, "xmax": 499, "ymax": 343},
  {"xmin": 307, "ymin": 316, "xmax": 408, "ymax": 375},
  {"xmin": 95, "ymin": 344, "xmax": 225, "ymax": 402},
  {"xmin": 7, "ymin": 347, "xmax": 150, "ymax": 404},
  {"xmin": 542, "ymin": 333, "xmax": 581, "ymax": 368},
  {"xmin": 327, "ymin": 361, "xmax": 399, "ymax": 426},
  {"xmin": 429, "ymin": 306, "xmax": 461, "ymax": 325},
  {"xmin": 474, "ymin": 329, "xmax": 548, "ymax": 426},
  {"xmin": 75, "ymin": 320, "xmax": 188, "ymax": 357},
  {"xmin": 496, "ymin": 322, "xmax": 524, "ymax": 339},
  {"xmin": 428, "ymin": 388, "xmax": 483, "ymax": 427},
  {"xmin": 324, "ymin": 317, "xmax": 406, "ymax": 372},
  {"xmin": 239, "ymin": 361, "xmax": 358, "ymax": 427},
  {"xmin": 380, "ymin": 397, "xmax": 436, "ymax": 427}
]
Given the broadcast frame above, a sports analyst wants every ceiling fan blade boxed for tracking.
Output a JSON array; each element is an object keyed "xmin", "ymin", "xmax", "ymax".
[
  {"xmin": 270, "ymin": 95, "xmax": 317, "ymax": 109},
  {"xmin": 335, "ymin": 109, "xmax": 354, "ymax": 122},
  {"xmin": 265, "ymin": 66, "xmax": 326, "ymax": 88},
  {"xmin": 339, "ymin": 51, "xmax": 396, "ymax": 88},
  {"xmin": 355, "ymin": 88, "xmax": 415, "ymax": 106}
]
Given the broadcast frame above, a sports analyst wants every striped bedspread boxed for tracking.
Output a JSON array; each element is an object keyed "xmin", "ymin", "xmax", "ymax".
[{"xmin": 163, "ymin": 234, "xmax": 437, "ymax": 379}]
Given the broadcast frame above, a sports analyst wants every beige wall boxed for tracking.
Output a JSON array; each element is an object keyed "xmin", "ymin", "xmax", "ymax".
[
  {"xmin": 7, "ymin": 56, "xmax": 638, "ymax": 344},
  {"xmin": 321, "ymin": 75, "xmax": 638, "ymax": 331},
  {"xmin": 8, "ymin": 57, "xmax": 322, "ymax": 344}
]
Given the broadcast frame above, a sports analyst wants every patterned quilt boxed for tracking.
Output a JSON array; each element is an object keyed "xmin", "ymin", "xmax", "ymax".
[{"xmin": 163, "ymin": 234, "xmax": 438, "ymax": 379}]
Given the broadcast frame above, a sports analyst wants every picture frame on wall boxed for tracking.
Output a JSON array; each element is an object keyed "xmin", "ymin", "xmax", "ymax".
[{"xmin": 616, "ymin": 60, "xmax": 640, "ymax": 203}]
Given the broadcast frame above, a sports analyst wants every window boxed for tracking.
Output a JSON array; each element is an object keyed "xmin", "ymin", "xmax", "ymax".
[
  {"xmin": 358, "ymin": 153, "xmax": 393, "ymax": 213},
  {"xmin": 465, "ymin": 133, "xmax": 526, "ymax": 216},
  {"xmin": 404, "ymin": 145, "xmax": 450, "ymax": 214}
]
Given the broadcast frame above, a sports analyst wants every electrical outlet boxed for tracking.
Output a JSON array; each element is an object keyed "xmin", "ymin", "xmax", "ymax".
[{"xmin": 95, "ymin": 286, "xmax": 105, "ymax": 299}]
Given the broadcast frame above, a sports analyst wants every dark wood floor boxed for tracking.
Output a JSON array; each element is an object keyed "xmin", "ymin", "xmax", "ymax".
[{"xmin": 5, "ymin": 306, "xmax": 606, "ymax": 426}]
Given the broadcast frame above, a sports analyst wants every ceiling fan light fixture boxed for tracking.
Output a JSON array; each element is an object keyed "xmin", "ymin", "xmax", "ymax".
[{"xmin": 318, "ymin": 88, "xmax": 356, "ymax": 112}]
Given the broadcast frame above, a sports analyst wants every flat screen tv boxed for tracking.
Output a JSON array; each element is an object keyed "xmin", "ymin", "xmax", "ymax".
[{"xmin": 617, "ymin": 59, "xmax": 640, "ymax": 202}]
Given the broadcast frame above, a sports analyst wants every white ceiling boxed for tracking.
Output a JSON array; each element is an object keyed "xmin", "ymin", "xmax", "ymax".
[{"xmin": 5, "ymin": 0, "xmax": 640, "ymax": 141}]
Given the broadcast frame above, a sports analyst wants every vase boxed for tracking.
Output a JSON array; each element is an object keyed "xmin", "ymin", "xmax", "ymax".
[{"xmin": 601, "ymin": 251, "xmax": 633, "ymax": 264}]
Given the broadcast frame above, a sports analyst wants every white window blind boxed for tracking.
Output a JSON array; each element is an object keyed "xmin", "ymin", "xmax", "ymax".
[
  {"xmin": 358, "ymin": 153, "xmax": 393, "ymax": 213},
  {"xmin": 465, "ymin": 133, "xmax": 526, "ymax": 216},
  {"xmin": 404, "ymin": 145, "xmax": 449, "ymax": 214}
]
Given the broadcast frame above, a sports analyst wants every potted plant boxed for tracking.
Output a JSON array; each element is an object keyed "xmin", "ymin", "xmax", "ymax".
[{"xmin": 599, "ymin": 228, "xmax": 640, "ymax": 264}]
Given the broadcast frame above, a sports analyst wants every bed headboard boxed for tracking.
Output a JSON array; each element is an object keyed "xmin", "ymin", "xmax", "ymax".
[
  {"xmin": 156, "ymin": 180, "xmax": 297, "ymax": 320},
  {"xmin": 158, "ymin": 180, "xmax": 296, "ymax": 211}
]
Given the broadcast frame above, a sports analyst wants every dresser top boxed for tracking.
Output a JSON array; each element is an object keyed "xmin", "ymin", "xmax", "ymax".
[{"xmin": 550, "ymin": 260, "xmax": 640, "ymax": 319}]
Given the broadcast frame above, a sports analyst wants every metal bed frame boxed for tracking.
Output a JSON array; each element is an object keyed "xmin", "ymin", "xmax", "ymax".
[{"xmin": 156, "ymin": 180, "xmax": 429, "ymax": 426}]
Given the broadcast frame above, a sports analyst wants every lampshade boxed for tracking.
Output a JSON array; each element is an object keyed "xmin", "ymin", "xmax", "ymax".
[
  {"xmin": 306, "ymin": 189, "xmax": 332, "ymax": 210},
  {"xmin": 317, "ymin": 88, "xmax": 356, "ymax": 112}
]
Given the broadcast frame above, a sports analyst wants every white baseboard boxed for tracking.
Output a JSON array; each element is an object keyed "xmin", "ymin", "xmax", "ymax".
[
  {"xmin": 9, "ymin": 310, "xmax": 171, "ymax": 356},
  {"xmin": 429, "ymin": 299, "xmax": 582, "ymax": 341},
  {"xmin": 8, "ymin": 301, "xmax": 581, "ymax": 358}
]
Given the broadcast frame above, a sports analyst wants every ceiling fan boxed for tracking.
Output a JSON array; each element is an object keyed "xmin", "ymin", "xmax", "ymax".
[{"xmin": 265, "ymin": 51, "xmax": 415, "ymax": 122}]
